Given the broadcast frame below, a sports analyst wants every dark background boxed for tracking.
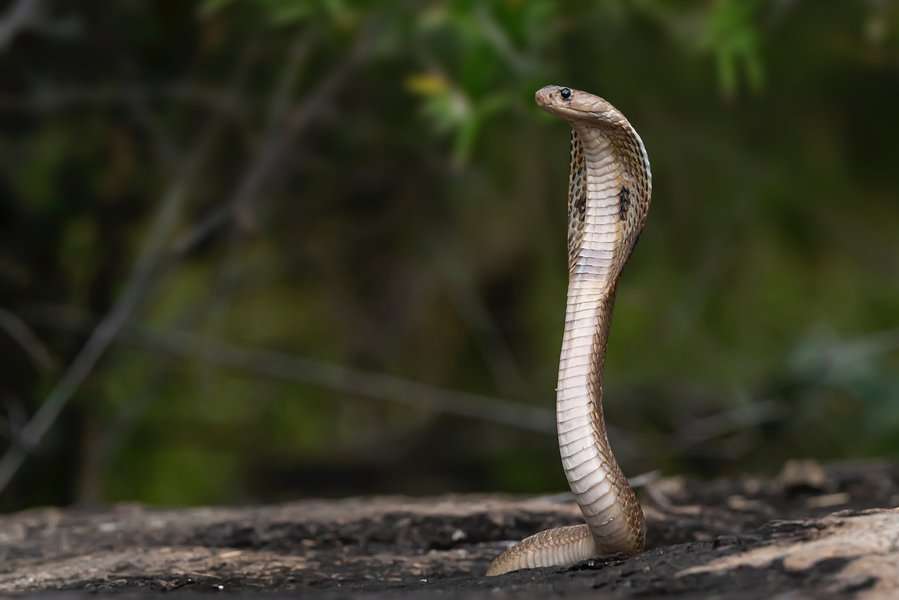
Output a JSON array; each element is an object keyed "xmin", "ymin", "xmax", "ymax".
[{"xmin": 1, "ymin": 0, "xmax": 897, "ymax": 512}]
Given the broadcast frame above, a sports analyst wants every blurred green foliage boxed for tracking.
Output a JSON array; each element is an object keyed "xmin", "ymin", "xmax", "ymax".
[{"xmin": 0, "ymin": 0, "xmax": 898, "ymax": 510}]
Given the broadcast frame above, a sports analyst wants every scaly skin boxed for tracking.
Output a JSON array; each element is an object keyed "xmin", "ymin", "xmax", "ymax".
[{"xmin": 487, "ymin": 85, "xmax": 651, "ymax": 576}]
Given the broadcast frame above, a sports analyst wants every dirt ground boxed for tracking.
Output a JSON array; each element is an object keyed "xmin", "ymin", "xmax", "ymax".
[{"xmin": 2, "ymin": 460, "xmax": 898, "ymax": 598}]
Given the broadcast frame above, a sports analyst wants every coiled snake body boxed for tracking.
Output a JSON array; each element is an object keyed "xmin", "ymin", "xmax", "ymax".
[{"xmin": 487, "ymin": 85, "xmax": 651, "ymax": 576}]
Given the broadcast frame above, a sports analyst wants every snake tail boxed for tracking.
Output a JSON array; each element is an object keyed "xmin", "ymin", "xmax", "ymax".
[{"xmin": 485, "ymin": 524, "xmax": 595, "ymax": 576}]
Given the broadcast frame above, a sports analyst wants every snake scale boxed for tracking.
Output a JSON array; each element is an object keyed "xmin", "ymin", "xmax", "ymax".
[{"xmin": 487, "ymin": 85, "xmax": 652, "ymax": 576}]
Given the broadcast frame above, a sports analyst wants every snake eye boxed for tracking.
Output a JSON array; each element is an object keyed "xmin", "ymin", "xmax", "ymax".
[{"xmin": 560, "ymin": 87, "xmax": 572, "ymax": 100}]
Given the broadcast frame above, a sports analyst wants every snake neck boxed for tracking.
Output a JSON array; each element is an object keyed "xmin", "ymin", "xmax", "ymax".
[{"xmin": 556, "ymin": 125, "xmax": 646, "ymax": 554}]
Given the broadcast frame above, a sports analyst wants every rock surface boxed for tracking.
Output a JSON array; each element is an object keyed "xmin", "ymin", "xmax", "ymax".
[{"xmin": 2, "ymin": 461, "xmax": 898, "ymax": 598}]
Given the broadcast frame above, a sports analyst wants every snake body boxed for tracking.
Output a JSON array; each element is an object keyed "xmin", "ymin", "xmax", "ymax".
[{"xmin": 486, "ymin": 85, "xmax": 651, "ymax": 576}]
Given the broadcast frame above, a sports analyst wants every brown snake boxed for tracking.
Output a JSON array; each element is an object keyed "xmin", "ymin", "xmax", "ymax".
[{"xmin": 487, "ymin": 85, "xmax": 651, "ymax": 576}]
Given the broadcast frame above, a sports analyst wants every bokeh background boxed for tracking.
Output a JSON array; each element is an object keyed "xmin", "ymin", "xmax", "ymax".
[{"xmin": 1, "ymin": 0, "xmax": 897, "ymax": 512}]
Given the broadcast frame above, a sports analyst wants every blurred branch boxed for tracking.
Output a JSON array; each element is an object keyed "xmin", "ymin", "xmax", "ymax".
[
  {"xmin": 93, "ymin": 263, "xmax": 255, "ymax": 490},
  {"xmin": 442, "ymin": 258, "xmax": 529, "ymax": 397},
  {"xmin": 171, "ymin": 24, "xmax": 377, "ymax": 254},
  {"xmin": 30, "ymin": 306, "xmax": 556, "ymax": 435},
  {"xmin": 809, "ymin": 327, "xmax": 899, "ymax": 371},
  {"xmin": 0, "ymin": 141, "xmax": 208, "ymax": 493},
  {"xmin": 0, "ymin": 307, "xmax": 55, "ymax": 371},
  {"xmin": 674, "ymin": 325, "xmax": 899, "ymax": 452},
  {"xmin": 674, "ymin": 398, "xmax": 785, "ymax": 449},
  {"xmin": 76, "ymin": 259, "xmax": 255, "ymax": 503},
  {"xmin": 44, "ymin": 28, "xmax": 370, "ymax": 496},
  {"xmin": 0, "ymin": 25, "xmax": 379, "ymax": 495},
  {"xmin": 474, "ymin": 5, "xmax": 531, "ymax": 74},
  {"xmin": 122, "ymin": 88, "xmax": 181, "ymax": 173},
  {"xmin": 139, "ymin": 327, "xmax": 558, "ymax": 434},
  {"xmin": 0, "ymin": 396, "xmax": 27, "ymax": 443},
  {"xmin": 0, "ymin": 85, "xmax": 250, "ymax": 120},
  {"xmin": 265, "ymin": 33, "xmax": 317, "ymax": 127},
  {"xmin": 0, "ymin": 0, "xmax": 41, "ymax": 52},
  {"xmin": 0, "ymin": 44, "xmax": 264, "ymax": 493}
]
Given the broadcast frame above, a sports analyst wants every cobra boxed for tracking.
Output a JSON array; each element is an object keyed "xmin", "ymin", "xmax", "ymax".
[{"xmin": 487, "ymin": 85, "xmax": 651, "ymax": 576}]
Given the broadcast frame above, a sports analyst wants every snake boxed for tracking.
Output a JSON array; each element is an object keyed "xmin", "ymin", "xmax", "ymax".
[{"xmin": 486, "ymin": 85, "xmax": 651, "ymax": 576}]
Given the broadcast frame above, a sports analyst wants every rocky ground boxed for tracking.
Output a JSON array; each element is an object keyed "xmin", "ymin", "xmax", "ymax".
[{"xmin": 2, "ymin": 461, "xmax": 898, "ymax": 599}]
